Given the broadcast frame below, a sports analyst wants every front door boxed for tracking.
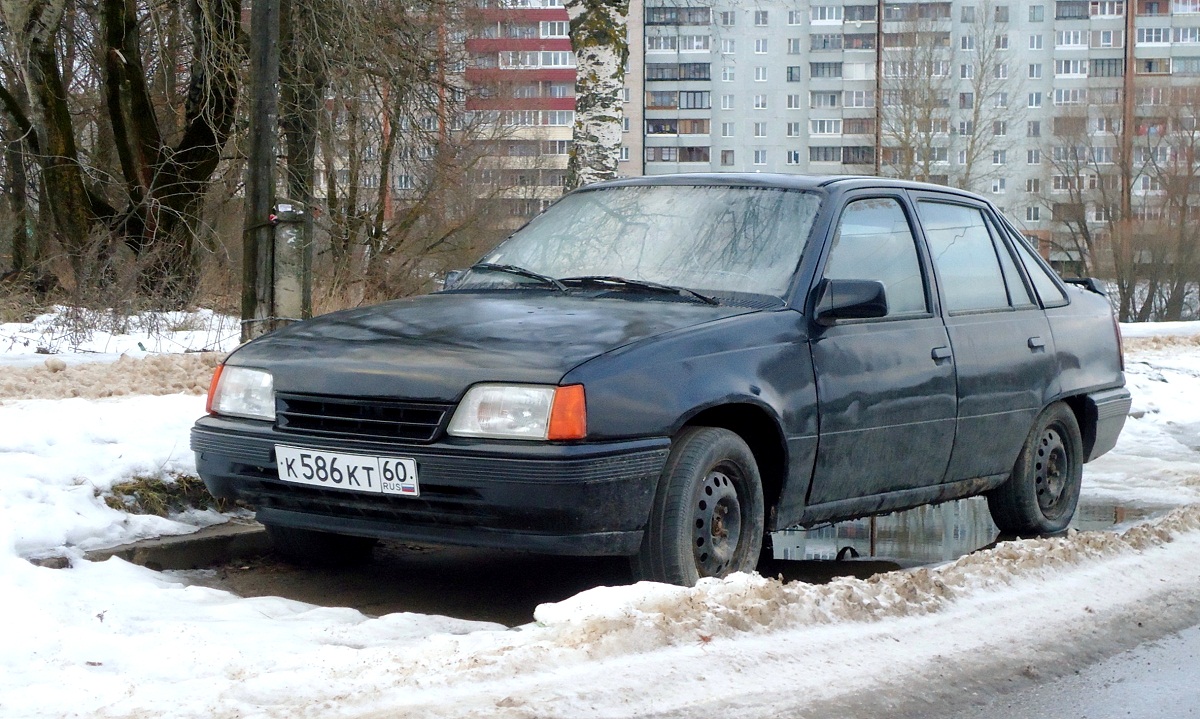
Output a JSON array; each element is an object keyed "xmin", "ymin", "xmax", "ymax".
[{"xmin": 806, "ymin": 195, "xmax": 957, "ymax": 507}]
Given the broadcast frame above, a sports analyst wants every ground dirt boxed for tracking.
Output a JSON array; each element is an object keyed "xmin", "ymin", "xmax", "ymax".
[{"xmin": 0, "ymin": 352, "xmax": 223, "ymax": 400}]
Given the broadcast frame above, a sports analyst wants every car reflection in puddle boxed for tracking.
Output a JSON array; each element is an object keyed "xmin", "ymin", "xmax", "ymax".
[{"xmin": 762, "ymin": 496, "xmax": 1172, "ymax": 583}]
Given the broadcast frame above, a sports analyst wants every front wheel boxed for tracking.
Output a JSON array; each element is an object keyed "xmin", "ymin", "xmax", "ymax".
[
  {"xmin": 632, "ymin": 427, "xmax": 765, "ymax": 586},
  {"xmin": 987, "ymin": 402, "xmax": 1083, "ymax": 535}
]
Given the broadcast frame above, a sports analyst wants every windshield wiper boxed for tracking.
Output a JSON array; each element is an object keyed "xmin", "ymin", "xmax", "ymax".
[
  {"xmin": 469, "ymin": 263, "xmax": 568, "ymax": 293},
  {"xmin": 558, "ymin": 275, "xmax": 720, "ymax": 305}
]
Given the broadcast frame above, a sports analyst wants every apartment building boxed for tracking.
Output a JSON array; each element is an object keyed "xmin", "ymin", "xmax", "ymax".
[{"xmin": 638, "ymin": 0, "xmax": 1200, "ymax": 265}]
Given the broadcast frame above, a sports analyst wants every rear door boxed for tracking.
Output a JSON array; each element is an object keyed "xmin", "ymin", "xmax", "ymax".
[
  {"xmin": 806, "ymin": 192, "xmax": 957, "ymax": 506},
  {"xmin": 912, "ymin": 194, "xmax": 1059, "ymax": 482}
]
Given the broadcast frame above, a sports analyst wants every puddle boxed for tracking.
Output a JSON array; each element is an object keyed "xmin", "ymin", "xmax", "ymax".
[{"xmin": 769, "ymin": 496, "xmax": 1172, "ymax": 566}]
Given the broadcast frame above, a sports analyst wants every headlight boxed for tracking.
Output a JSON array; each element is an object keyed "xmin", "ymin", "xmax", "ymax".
[
  {"xmin": 447, "ymin": 384, "xmax": 586, "ymax": 440},
  {"xmin": 206, "ymin": 365, "xmax": 275, "ymax": 421}
]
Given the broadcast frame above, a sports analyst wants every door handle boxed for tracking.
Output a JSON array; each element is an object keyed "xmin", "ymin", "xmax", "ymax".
[
  {"xmin": 931, "ymin": 346, "xmax": 952, "ymax": 361},
  {"xmin": 1028, "ymin": 336, "xmax": 1046, "ymax": 351}
]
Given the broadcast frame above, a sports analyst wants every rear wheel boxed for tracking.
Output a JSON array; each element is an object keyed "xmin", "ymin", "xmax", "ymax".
[
  {"xmin": 632, "ymin": 427, "xmax": 765, "ymax": 586},
  {"xmin": 987, "ymin": 402, "xmax": 1083, "ymax": 535},
  {"xmin": 263, "ymin": 523, "xmax": 377, "ymax": 567}
]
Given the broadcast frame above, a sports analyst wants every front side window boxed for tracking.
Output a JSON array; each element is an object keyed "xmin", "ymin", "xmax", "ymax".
[
  {"xmin": 823, "ymin": 198, "xmax": 928, "ymax": 316},
  {"xmin": 475, "ymin": 186, "xmax": 822, "ymax": 298}
]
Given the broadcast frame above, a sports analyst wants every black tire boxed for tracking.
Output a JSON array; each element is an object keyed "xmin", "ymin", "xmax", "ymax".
[
  {"xmin": 632, "ymin": 427, "xmax": 765, "ymax": 586},
  {"xmin": 987, "ymin": 402, "xmax": 1084, "ymax": 535},
  {"xmin": 263, "ymin": 522, "xmax": 377, "ymax": 567}
]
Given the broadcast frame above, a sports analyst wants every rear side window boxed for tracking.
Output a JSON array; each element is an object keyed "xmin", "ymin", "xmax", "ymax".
[
  {"xmin": 824, "ymin": 198, "xmax": 928, "ymax": 316},
  {"xmin": 1011, "ymin": 234, "xmax": 1069, "ymax": 305},
  {"xmin": 917, "ymin": 202, "xmax": 1009, "ymax": 313}
]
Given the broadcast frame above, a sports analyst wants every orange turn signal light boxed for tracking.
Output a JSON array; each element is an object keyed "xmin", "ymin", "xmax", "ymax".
[
  {"xmin": 547, "ymin": 384, "xmax": 587, "ymax": 440},
  {"xmin": 205, "ymin": 364, "xmax": 225, "ymax": 415}
]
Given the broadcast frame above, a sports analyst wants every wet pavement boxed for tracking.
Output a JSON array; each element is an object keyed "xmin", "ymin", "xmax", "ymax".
[{"xmin": 174, "ymin": 496, "xmax": 1172, "ymax": 627}]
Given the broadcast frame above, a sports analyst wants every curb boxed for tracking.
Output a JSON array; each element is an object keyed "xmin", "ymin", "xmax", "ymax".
[{"xmin": 85, "ymin": 521, "xmax": 271, "ymax": 571}]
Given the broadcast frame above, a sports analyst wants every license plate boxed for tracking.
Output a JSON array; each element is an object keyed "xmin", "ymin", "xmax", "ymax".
[{"xmin": 275, "ymin": 445, "xmax": 419, "ymax": 497}]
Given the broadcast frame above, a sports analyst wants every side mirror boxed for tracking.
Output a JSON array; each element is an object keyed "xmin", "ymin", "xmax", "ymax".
[
  {"xmin": 439, "ymin": 269, "xmax": 465, "ymax": 290},
  {"xmin": 813, "ymin": 279, "xmax": 888, "ymax": 326}
]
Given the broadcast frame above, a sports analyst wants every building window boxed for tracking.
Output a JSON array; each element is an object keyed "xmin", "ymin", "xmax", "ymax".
[
  {"xmin": 753, "ymin": 94, "xmax": 768, "ymax": 109},
  {"xmin": 755, "ymin": 66, "xmax": 768, "ymax": 81},
  {"xmin": 1028, "ymin": 91, "xmax": 1043, "ymax": 107},
  {"xmin": 992, "ymin": 178, "xmax": 1007, "ymax": 193},
  {"xmin": 1030, "ymin": 4, "xmax": 1045, "ymax": 20},
  {"xmin": 1030, "ymin": 34, "xmax": 1043, "ymax": 50},
  {"xmin": 995, "ymin": 34, "xmax": 1009, "ymax": 49},
  {"xmin": 786, "ymin": 150, "xmax": 802, "ymax": 165},
  {"xmin": 719, "ymin": 11, "xmax": 735, "ymax": 26},
  {"xmin": 993, "ymin": 150, "xmax": 1007, "ymax": 165},
  {"xmin": 753, "ymin": 149, "xmax": 767, "ymax": 165},
  {"xmin": 721, "ymin": 94, "xmax": 734, "ymax": 110},
  {"xmin": 754, "ymin": 10, "xmax": 769, "ymax": 25},
  {"xmin": 1028, "ymin": 120, "xmax": 1041, "ymax": 137},
  {"xmin": 959, "ymin": 92, "xmax": 974, "ymax": 108},
  {"xmin": 994, "ymin": 121, "xmax": 1008, "ymax": 136},
  {"xmin": 1026, "ymin": 206, "xmax": 1040, "ymax": 222},
  {"xmin": 720, "ymin": 149, "xmax": 735, "ymax": 166},
  {"xmin": 754, "ymin": 38, "xmax": 768, "ymax": 53},
  {"xmin": 618, "ymin": 146, "xmax": 629, "ymax": 162},
  {"xmin": 811, "ymin": 33, "xmax": 843, "ymax": 50},
  {"xmin": 844, "ymin": 90, "xmax": 873, "ymax": 108},
  {"xmin": 722, "ymin": 38, "xmax": 736, "ymax": 54},
  {"xmin": 811, "ymin": 119, "xmax": 843, "ymax": 134},
  {"xmin": 721, "ymin": 122, "xmax": 734, "ymax": 137},
  {"xmin": 812, "ymin": 5, "xmax": 844, "ymax": 22},
  {"xmin": 722, "ymin": 66, "xmax": 735, "ymax": 82},
  {"xmin": 787, "ymin": 122, "xmax": 803, "ymax": 136},
  {"xmin": 679, "ymin": 91, "xmax": 711, "ymax": 109},
  {"xmin": 1029, "ymin": 63, "xmax": 1042, "ymax": 79},
  {"xmin": 961, "ymin": 64, "xmax": 974, "ymax": 79},
  {"xmin": 810, "ymin": 146, "xmax": 840, "ymax": 162},
  {"xmin": 787, "ymin": 94, "xmax": 803, "ymax": 109},
  {"xmin": 754, "ymin": 122, "xmax": 767, "ymax": 138},
  {"xmin": 1027, "ymin": 178, "xmax": 1041, "ymax": 192},
  {"xmin": 961, "ymin": 5, "xmax": 976, "ymax": 22},
  {"xmin": 1028, "ymin": 149, "xmax": 1041, "ymax": 164},
  {"xmin": 811, "ymin": 62, "xmax": 843, "ymax": 78},
  {"xmin": 1055, "ymin": 59, "xmax": 1088, "ymax": 76},
  {"xmin": 995, "ymin": 4, "xmax": 1010, "ymax": 21},
  {"xmin": 960, "ymin": 35, "xmax": 975, "ymax": 50}
]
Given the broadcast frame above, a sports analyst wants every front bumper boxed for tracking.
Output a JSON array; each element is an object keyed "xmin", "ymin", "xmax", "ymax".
[{"xmin": 191, "ymin": 416, "xmax": 669, "ymax": 556}]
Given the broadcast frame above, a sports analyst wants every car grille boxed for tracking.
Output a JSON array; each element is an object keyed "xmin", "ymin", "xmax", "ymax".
[{"xmin": 275, "ymin": 393, "xmax": 452, "ymax": 443}]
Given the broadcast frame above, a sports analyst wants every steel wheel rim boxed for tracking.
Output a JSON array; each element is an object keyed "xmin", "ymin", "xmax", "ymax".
[
  {"xmin": 1035, "ymin": 425, "xmax": 1071, "ymax": 518},
  {"xmin": 692, "ymin": 465, "xmax": 743, "ymax": 577}
]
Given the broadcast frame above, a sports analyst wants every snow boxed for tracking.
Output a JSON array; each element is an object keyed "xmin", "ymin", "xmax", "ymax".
[{"xmin": 0, "ymin": 315, "xmax": 1198, "ymax": 718}]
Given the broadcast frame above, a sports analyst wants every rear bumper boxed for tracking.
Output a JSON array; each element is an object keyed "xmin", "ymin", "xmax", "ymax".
[
  {"xmin": 1085, "ymin": 387, "xmax": 1132, "ymax": 462},
  {"xmin": 191, "ymin": 416, "xmax": 669, "ymax": 556}
]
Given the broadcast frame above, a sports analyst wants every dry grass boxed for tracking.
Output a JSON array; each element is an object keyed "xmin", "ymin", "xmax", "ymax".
[{"xmin": 102, "ymin": 473, "xmax": 238, "ymax": 516}]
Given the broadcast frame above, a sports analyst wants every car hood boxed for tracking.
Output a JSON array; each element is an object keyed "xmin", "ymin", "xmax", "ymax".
[{"xmin": 228, "ymin": 291, "xmax": 758, "ymax": 401}]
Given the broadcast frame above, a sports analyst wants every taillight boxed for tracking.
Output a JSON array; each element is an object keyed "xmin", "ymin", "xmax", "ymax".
[{"xmin": 1111, "ymin": 312, "xmax": 1124, "ymax": 371}]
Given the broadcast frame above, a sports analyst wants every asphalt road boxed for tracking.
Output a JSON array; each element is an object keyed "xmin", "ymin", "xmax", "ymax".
[{"xmin": 930, "ymin": 623, "xmax": 1200, "ymax": 719}]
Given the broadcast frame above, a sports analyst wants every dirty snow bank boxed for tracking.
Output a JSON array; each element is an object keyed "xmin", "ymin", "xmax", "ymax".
[{"xmin": 0, "ymin": 352, "xmax": 222, "ymax": 400}]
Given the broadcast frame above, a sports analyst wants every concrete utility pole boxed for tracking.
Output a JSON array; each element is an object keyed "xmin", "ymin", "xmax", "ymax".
[{"xmin": 242, "ymin": 0, "xmax": 310, "ymax": 342}]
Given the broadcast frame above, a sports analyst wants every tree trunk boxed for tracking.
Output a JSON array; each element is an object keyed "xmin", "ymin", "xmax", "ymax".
[{"xmin": 564, "ymin": 0, "xmax": 629, "ymax": 190}]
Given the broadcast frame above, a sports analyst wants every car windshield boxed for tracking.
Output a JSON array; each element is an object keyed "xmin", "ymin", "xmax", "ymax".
[{"xmin": 467, "ymin": 184, "xmax": 821, "ymax": 298}]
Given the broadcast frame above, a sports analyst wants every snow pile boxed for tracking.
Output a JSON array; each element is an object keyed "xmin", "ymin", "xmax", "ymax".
[
  {"xmin": 0, "ymin": 394, "xmax": 218, "ymax": 557},
  {"xmin": 532, "ymin": 505, "xmax": 1200, "ymax": 653},
  {"xmin": 0, "ymin": 352, "xmax": 222, "ymax": 400}
]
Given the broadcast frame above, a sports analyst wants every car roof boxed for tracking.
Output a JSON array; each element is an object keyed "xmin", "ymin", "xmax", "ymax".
[{"xmin": 583, "ymin": 173, "xmax": 987, "ymax": 202}]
